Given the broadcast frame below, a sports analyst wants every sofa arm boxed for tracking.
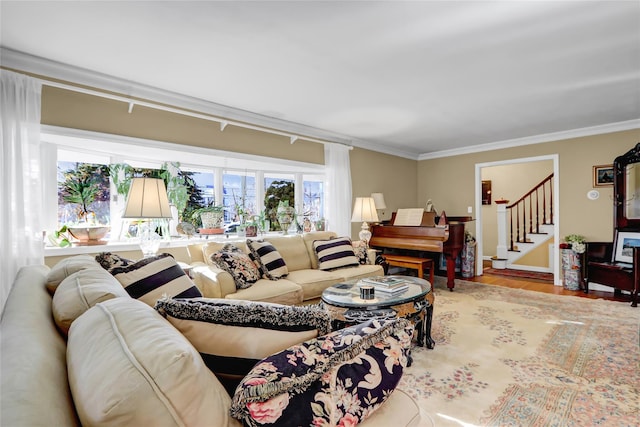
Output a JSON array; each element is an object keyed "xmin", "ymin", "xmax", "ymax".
[{"xmin": 190, "ymin": 265, "xmax": 236, "ymax": 299}]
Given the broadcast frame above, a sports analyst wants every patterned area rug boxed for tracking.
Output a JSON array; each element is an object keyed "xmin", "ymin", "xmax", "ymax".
[{"xmin": 401, "ymin": 277, "xmax": 639, "ymax": 427}]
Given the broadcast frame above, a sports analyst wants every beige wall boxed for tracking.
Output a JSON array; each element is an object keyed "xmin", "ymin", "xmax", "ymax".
[
  {"xmin": 41, "ymin": 86, "xmax": 325, "ymax": 164},
  {"xmin": 418, "ymin": 129, "xmax": 640, "ymax": 256},
  {"xmin": 349, "ymin": 147, "xmax": 417, "ymax": 238}
]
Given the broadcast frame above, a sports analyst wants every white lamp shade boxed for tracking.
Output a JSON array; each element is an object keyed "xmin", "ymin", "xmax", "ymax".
[
  {"xmin": 351, "ymin": 197, "xmax": 379, "ymax": 223},
  {"xmin": 371, "ymin": 193, "xmax": 387, "ymax": 210},
  {"xmin": 122, "ymin": 178, "xmax": 173, "ymax": 219}
]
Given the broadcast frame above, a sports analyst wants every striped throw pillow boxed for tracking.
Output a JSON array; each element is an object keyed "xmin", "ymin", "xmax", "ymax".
[
  {"xmin": 111, "ymin": 253, "xmax": 202, "ymax": 306},
  {"xmin": 313, "ymin": 237, "xmax": 360, "ymax": 271},
  {"xmin": 246, "ymin": 239, "xmax": 289, "ymax": 280}
]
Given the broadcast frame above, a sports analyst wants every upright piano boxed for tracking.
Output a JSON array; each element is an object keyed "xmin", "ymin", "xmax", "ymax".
[{"xmin": 369, "ymin": 211, "xmax": 466, "ymax": 291}]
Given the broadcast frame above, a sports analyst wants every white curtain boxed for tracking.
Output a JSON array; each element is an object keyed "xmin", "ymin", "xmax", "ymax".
[
  {"xmin": 325, "ymin": 143, "xmax": 352, "ymax": 237},
  {"xmin": 0, "ymin": 70, "xmax": 44, "ymax": 314}
]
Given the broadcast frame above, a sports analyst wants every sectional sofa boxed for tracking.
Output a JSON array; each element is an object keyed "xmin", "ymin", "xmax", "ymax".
[{"xmin": 1, "ymin": 232, "xmax": 423, "ymax": 426}]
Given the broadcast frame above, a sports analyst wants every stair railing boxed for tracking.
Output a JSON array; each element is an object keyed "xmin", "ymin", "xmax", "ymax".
[{"xmin": 506, "ymin": 173, "xmax": 554, "ymax": 251}]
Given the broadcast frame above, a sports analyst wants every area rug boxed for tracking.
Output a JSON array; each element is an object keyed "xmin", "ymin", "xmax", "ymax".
[
  {"xmin": 484, "ymin": 267, "xmax": 554, "ymax": 283},
  {"xmin": 401, "ymin": 277, "xmax": 640, "ymax": 427}
]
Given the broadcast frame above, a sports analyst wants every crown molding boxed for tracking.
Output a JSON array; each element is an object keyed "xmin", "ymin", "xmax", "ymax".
[{"xmin": 418, "ymin": 119, "xmax": 640, "ymax": 161}]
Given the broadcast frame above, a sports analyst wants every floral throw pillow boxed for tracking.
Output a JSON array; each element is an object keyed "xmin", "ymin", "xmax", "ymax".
[
  {"xmin": 210, "ymin": 244, "xmax": 261, "ymax": 289},
  {"xmin": 95, "ymin": 252, "xmax": 134, "ymax": 272},
  {"xmin": 352, "ymin": 240, "xmax": 369, "ymax": 265},
  {"xmin": 230, "ymin": 318, "xmax": 414, "ymax": 427}
]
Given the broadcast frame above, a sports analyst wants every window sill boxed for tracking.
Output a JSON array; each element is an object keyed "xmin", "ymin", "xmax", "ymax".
[{"xmin": 43, "ymin": 232, "xmax": 285, "ymax": 256}]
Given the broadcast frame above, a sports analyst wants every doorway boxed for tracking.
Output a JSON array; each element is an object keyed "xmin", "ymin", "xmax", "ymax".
[{"xmin": 474, "ymin": 155, "xmax": 561, "ymax": 286}]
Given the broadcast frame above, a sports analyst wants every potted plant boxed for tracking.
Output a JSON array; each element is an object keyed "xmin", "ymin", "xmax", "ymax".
[
  {"xmin": 190, "ymin": 202, "xmax": 225, "ymax": 234},
  {"xmin": 60, "ymin": 165, "xmax": 110, "ymax": 245}
]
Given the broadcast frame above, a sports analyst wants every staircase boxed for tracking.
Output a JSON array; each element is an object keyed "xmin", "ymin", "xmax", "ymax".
[{"xmin": 495, "ymin": 173, "xmax": 555, "ymax": 270}]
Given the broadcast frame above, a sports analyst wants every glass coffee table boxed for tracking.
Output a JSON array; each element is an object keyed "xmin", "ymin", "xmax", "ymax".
[{"xmin": 321, "ymin": 275, "xmax": 435, "ymax": 349}]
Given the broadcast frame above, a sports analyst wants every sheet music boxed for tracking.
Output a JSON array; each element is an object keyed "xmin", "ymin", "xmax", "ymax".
[{"xmin": 393, "ymin": 208, "xmax": 424, "ymax": 226}]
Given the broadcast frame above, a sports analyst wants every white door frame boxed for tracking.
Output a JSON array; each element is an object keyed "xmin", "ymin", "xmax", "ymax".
[{"xmin": 474, "ymin": 154, "xmax": 561, "ymax": 286}]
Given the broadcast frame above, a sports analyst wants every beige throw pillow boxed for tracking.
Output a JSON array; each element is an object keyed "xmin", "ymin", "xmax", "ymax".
[
  {"xmin": 67, "ymin": 298, "xmax": 240, "ymax": 427},
  {"xmin": 45, "ymin": 255, "xmax": 101, "ymax": 294},
  {"xmin": 52, "ymin": 268, "xmax": 129, "ymax": 334}
]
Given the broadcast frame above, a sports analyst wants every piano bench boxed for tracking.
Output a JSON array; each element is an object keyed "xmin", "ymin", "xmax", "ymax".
[{"xmin": 383, "ymin": 254, "xmax": 434, "ymax": 284}]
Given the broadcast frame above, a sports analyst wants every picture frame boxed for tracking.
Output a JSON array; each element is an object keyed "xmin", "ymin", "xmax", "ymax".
[
  {"xmin": 613, "ymin": 231, "xmax": 640, "ymax": 264},
  {"xmin": 593, "ymin": 164, "xmax": 614, "ymax": 187}
]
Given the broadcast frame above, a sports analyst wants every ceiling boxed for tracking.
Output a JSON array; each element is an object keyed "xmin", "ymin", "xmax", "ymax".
[{"xmin": 2, "ymin": 1, "xmax": 639, "ymax": 158}]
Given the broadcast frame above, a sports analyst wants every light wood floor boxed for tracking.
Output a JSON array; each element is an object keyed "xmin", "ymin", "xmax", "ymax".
[{"xmin": 468, "ymin": 262, "xmax": 632, "ymax": 304}]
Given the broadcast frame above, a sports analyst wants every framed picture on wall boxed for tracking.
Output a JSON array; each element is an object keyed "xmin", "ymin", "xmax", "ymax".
[
  {"xmin": 613, "ymin": 231, "xmax": 640, "ymax": 264},
  {"xmin": 593, "ymin": 164, "xmax": 614, "ymax": 187}
]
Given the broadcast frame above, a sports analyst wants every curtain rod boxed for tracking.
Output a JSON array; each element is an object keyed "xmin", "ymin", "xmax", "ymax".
[{"xmin": 35, "ymin": 76, "xmax": 353, "ymax": 150}]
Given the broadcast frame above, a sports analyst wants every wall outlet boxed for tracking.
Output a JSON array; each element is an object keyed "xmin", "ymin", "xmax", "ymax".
[{"xmin": 467, "ymin": 206, "xmax": 473, "ymax": 214}]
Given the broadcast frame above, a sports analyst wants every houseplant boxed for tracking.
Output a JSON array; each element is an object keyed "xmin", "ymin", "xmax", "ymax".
[
  {"xmin": 190, "ymin": 202, "xmax": 225, "ymax": 234},
  {"xmin": 60, "ymin": 165, "xmax": 110, "ymax": 244}
]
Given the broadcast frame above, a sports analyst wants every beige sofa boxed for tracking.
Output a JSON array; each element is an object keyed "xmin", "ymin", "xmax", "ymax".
[
  {"xmin": 191, "ymin": 231, "xmax": 384, "ymax": 305},
  {"xmin": 1, "ymin": 262, "xmax": 423, "ymax": 427}
]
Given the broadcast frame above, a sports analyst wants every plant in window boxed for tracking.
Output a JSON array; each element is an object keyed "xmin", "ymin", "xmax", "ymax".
[
  {"xmin": 59, "ymin": 164, "xmax": 110, "ymax": 244},
  {"xmin": 265, "ymin": 180, "xmax": 294, "ymax": 231},
  {"xmin": 190, "ymin": 201, "xmax": 225, "ymax": 230}
]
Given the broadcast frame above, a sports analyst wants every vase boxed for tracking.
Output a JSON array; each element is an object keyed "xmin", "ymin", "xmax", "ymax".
[
  {"xmin": 277, "ymin": 206, "xmax": 296, "ymax": 235},
  {"xmin": 561, "ymin": 248, "xmax": 582, "ymax": 290},
  {"xmin": 67, "ymin": 225, "xmax": 110, "ymax": 245}
]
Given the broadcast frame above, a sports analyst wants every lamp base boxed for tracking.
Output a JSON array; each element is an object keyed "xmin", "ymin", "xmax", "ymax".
[{"xmin": 358, "ymin": 222, "xmax": 372, "ymax": 247}]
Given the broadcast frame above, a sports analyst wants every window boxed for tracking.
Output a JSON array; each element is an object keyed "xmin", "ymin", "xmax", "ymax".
[
  {"xmin": 223, "ymin": 171, "xmax": 256, "ymax": 224},
  {"xmin": 46, "ymin": 128, "xmax": 326, "ymax": 241}
]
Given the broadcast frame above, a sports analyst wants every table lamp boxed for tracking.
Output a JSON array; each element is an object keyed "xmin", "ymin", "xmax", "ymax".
[
  {"xmin": 351, "ymin": 197, "xmax": 379, "ymax": 247},
  {"xmin": 371, "ymin": 192, "xmax": 387, "ymax": 219},
  {"xmin": 122, "ymin": 177, "xmax": 173, "ymax": 257}
]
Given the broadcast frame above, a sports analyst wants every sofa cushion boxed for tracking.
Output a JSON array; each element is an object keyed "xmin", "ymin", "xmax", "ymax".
[
  {"xmin": 210, "ymin": 244, "xmax": 261, "ymax": 289},
  {"xmin": 303, "ymin": 231, "xmax": 337, "ymax": 269},
  {"xmin": 45, "ymin": 255, "xmax": 101, "ymax": 294},
  {"xmin": 95, "ymin": 251, "xmax": 134, "ymax": 272},
  {"xmin": 264, "ymin": 235, "xmax": 312, "ymax": 271},
  {"xmin": 67, "ymin": 298, "xmax": 239, "ymax": 427},
  {"xmin": 230, "ymin": 319, "xmax": 414, "ymax": 427},
  {"xmin": 225, "ymin": 279, "xmax": 304, "ymax": 305},
  {"xmin": 285, "ymin": 269, "xmax": 344, "ymax": 300},
  {"xmin": 313, "ymin": 236, "xmax": 360, "ymax": 271},
  {"xmin": 246, "ymin": 239, "xmax": 288, "ymax": 279},
  {"xmin": 51, "ymin": 268, "xmax": 129, "ymax": 334},
  {"xmin": 156, "ymin": 298, "xmax": 331, "ymax": 393},
  {"xmin": 111, "ymin": 253, "xmax": 202, "ymax": 306}
]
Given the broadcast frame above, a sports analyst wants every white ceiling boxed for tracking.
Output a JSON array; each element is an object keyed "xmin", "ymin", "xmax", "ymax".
[{"xmin": 2, "ymin": 1, "xmax": 639, "ymax": 158}]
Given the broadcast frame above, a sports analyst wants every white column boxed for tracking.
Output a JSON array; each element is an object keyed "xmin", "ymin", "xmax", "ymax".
[{"xmin": 496, "ymin": 202, "xmax": 509, "ymax": 260}]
